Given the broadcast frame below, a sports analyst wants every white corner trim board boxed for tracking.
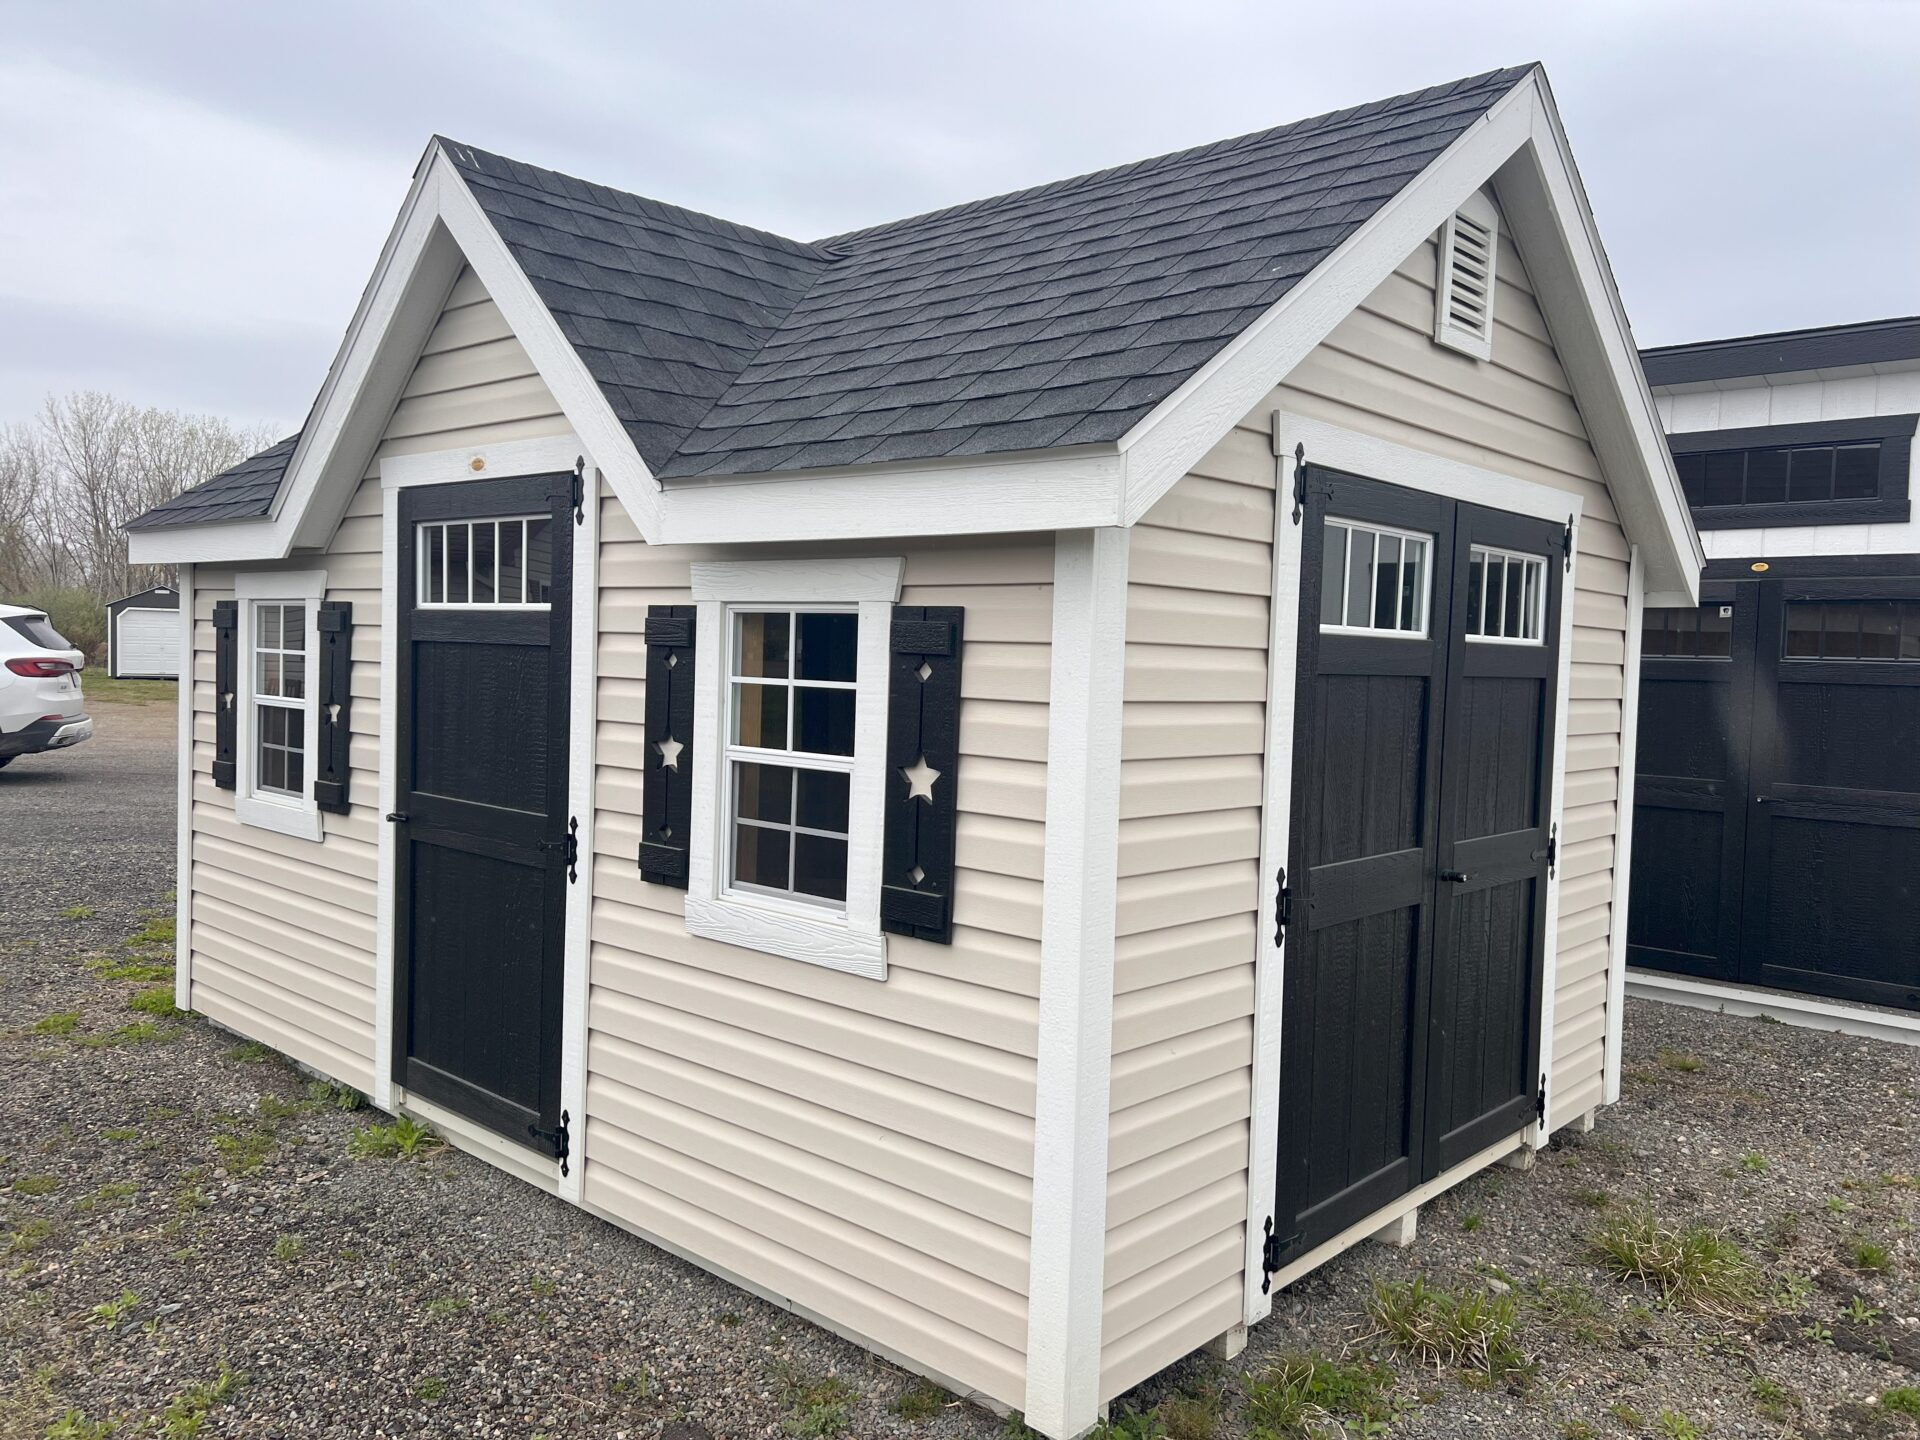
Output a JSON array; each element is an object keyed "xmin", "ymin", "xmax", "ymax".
[
  {"xmin": 557, "ymin": 467, "xmax": 601, "ymax": 1206},
  {"xmin": 683, "ymin": 556, "xmax": 900, "ymax": 980},
  {"xmin": 231, "ymin": 569, "xmax": 328, "ymax": 843},
  {"xmin": 173, "ymin": 564, "xmax": 196, "ymax": 1014},
  {"xmin": 1025, "ymin": 526, "xmax": 1128, "ymax": 1437},
  {"xmin": 1243, "ymin": 415, "xmax": 1583, "ymax": 1321},
  {"xmin": 1603, "ymin": 544, "xmax": 1646, "ymax": 1105}
]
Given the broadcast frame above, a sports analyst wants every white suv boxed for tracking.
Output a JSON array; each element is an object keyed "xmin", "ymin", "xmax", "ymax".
[{"xmin": 0, "ymin": 603, "xmax": 92, "ymax": 768}]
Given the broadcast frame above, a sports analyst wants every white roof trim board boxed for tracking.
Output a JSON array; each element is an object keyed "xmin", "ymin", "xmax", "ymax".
[{"xmin": 126, "ymin": 66, "xmax": 1700, "ymax": 600}]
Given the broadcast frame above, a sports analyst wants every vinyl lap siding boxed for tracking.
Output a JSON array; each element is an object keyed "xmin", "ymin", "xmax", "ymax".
[
  {"xmin": 586, "ymin": 515, "xmax": 1050, "ymax": 1408},
  {"xmin": 1102, "ymin": 454, "xmax": 1272, "ymax": 1399},
  {"xmin": 185, "ymin": 266, "xmax": 565, "ymax": 1091},
  {"xmin": 1274, "ymin": 222, "xmax": 1630, "ymax": 1131}
]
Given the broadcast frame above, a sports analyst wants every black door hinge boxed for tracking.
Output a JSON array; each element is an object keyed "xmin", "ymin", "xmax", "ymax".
[
  {"xmin": 543, "ymin": 816, "xmax": 579, "ymax": 883},
  {"xmin": 1274, "ymin": 867, "xmax": 1292, "ymax": 946},
  {"xmin": 1535, "ymin": 1074, "xmax": 1548, "ymax": 1124},
  {"xmin": 529, "ymin": 1109, "xmax": 570, "ymax": 1176},
  {"xmin": 1260, "ymin": 1216, "xmax": 1298, "ymax": 1291},
  {"xmin": 570, "ymin": 457, "xmax": 586, "ymax": 525},
  {"xmin": 1531, "ymin": 821, "xmax": 1558, "ymax": 878},
  {"xmin": 1291, "ymin": 443, "xmax": 1308, "ymax": 525},
  {"xmin": 1562, "ymin": 515, "xmax": 1574, "ymax": 571}
]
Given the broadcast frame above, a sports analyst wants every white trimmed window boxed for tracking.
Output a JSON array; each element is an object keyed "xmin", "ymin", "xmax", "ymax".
[
  {"xmin": 685, "ymin": 558, "xmax": 902, "ymax": 979},
  {"xmin": 233, "ymin": 570, "xmax": 326, "ymax": 841},
  {"xmin": 1319, "ymin": 518, "xmax": 1432, "ymax": 638},
  {"xmin": 1466, "ymin": 545, "xmax": 1547, "ymax": 644}
]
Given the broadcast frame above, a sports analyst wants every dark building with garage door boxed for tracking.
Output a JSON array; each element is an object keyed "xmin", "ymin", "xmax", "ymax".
[{"xmin": 1629, "ymin": 317, "xmax": 1920, "ymax": 1039}]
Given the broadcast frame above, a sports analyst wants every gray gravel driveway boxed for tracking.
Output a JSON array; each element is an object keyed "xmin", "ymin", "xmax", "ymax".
[{"xmin": 3, "ymin": 693, "xmax": 1916, "ymax": 1439}]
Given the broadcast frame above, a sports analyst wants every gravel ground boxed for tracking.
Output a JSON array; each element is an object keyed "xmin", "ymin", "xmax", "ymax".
[{"xmin": 3, "ymin": 693, "xmax": 1917, "ymax": 1439}]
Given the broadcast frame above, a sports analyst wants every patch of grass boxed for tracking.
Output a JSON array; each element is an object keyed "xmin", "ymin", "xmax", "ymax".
[
  {"xmin": 609, "ymin": 1370, "xmax": 650, "ymax": 1399},
  {"xmin": 75, "ymin": 1021, "xmax": 171, "ymax": 1049},
  {"xmin": 272, "ymin": 1234, "xmax": 304, "ymax": 1261},
  {"xmin": 31, "ymin": 1012, "xmax": 80, "ymax": 1036},
  {"xmin": 1364, "ymin": 1276, "xmax": 1529, "ymax": 1377},
  {"xmin": 1159, "ymin": 1393, "xmax": 1217, "ymax": 1440},
  {"xmin": 90, "ymin": 1289, "xmax": 139, "ymax": 1326},
  {"xmin": 1608, "ymin": 1402, "xmax": 1646, "ymax": 1429},
  {"xmin": 7, "ymin": 1218, "xmax": 56, "ymax": 1254},
  {"xmin": 84, "ymin": 675, "xmax": 177, "ymax": 707},
  {"xmin": 892, "ymin": 1379, "xmax": 949, "ymax": 1420},
  {"xmin": 126, "ymin": 915, "xmax": 176, "ymax": 949},
  {"xmin": 1656, "ymin": 1049, "xmax": 1702, "ymax": 1073},
  {"xmin": 100, "ymin": 1128, "xmax": 138, "ymax": 1142},
  {"xmin": 303, "ymin": 1079, "xmax": 364, "ymax": 1111},
  {"xmin": 530, "ymin": 1275, "xmax": 557, "ymax": 1299},
  {"xmin": 413, "ymin": 1377, "xmax": 449, "ymax": 1401},
  {"xmin": 1560, "ymin": 1423, "xmax": 1594, "ymax": 1440},
  {"xmin": 1738, "ymin": 1152, "xmax": 1768, "ymax": 1173},
  {"xmin": 1590, "ymin": 1207, "xmax": 1761, "ymax": 1317},
  {"xmin": 88, "ymin": 960, "xmax": 173, "ymax": 982},
  {"xmin": 424, "ymin": 1295, "xmax": 472, "ymax": 1320},
  {"xmin": 127, "ymin": 986, "xmax": 179, "ymax": 1017},
  {"xmin": 1826, "ymin": 1195, "xmax": 1853, "ymax": 1214},
  {"xmin": 11, "ymin": 1174, "xmax": 58, "ymax": 1197},
  {"xmin": 44, "ymin": 1412, "xmax": 114, "ymax": 1440},
  {"xmin": 1882, "ymin": 1388, "xmax": 1920, "ymax": 1418},
  {"xmin": 1748, "ymin": 1376, "xmax": 1795, "ymax": 1421},
  {"xmin": 1245, "ymin": 1354, "xmax": 1398, "ymax": 1436},
  {"xmin": 1653, "ymin": 1412, "xmax": 1700, "ymax": 1440},
  {"xmin": 1093, "ymin": 1410, "xmax": 1168, "ymax": 1439},
  {"xmin": 1847, "ymin": 1236, "xmax": 1892, "ymax": 1272},
  {"xmin": 1570, "ymin": 1187, "xmax": 1612, "ymax": 1211},
  {"xmin": 783, "ymin": 1373, "xmax": 854, "ymax": 1437},
  {"xmin": 212, "ymin": 1121, "xmax": 275, "ymax": 1175},
  {"xmin": 347, "ymin": 1116, "xmax": 442, "ymax": 1160},
  {"xmin": 224, "ymin": 1042, "xmax": 276, "ymax": 1064},
  {"xmin": 75, "ymin": 1181, "xmax": 137, "ymax": 1213},
  {"xmin": 1461, "ymin": 1213, "xmax": 1484, "ymax": 1233},
  {"xmin": 58, "ymin": 904, "xmax": 95, "ymax": 921},
  {"xmin": 1526, "ymin": 1278, "xmax": 1610, "ymax": 1345},
  {"xmin": 157, "ymin": 1362, "xmax": 244, "ymax": 1438}
]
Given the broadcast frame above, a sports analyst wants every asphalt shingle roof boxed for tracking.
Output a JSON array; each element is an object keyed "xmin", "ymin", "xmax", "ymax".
[
  {"xmin": 132, "ymin": 65, "xmax": 1530, "ymax": 527},
  {"xmin": 125, "ymin": 434, "xmax": 300, "ymax": 530}
]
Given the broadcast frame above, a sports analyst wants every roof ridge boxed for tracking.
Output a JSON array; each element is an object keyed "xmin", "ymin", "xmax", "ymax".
[{"xmin": 810, "ymin": 64, "xmax": 1534, "ymax": 251}]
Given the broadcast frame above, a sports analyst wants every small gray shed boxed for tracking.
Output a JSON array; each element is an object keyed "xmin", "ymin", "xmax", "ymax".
[{"xmin": 106, "ymin": 586, "xmax": 180, "ymax": 678}]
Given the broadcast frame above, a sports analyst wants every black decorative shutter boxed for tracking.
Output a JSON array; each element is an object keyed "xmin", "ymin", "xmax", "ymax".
[
  {"xmin": 313, "ymin": 600, "xmax": 353, "ymax": 814},
  {"xmin": 211, "ymin": 599, "xmax": 238, "ymax": 790},
  {"xmin": 639, "ymin": 605, "xmax": 697, "ymax": 887},
  {"xmin": 881, "ymin": 607, "xmax": 964, "ymax": 943}
]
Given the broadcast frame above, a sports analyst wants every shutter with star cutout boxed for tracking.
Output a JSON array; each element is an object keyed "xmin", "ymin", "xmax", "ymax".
[
  {"xmin": 639, "ymin": 605, "xmax": 697, "ymax": 887},
  {"xmin": 881, "ymin": 606, "xmax": 964, "ymax": 943}
]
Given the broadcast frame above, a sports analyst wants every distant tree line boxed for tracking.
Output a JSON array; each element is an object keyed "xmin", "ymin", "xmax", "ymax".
[{"xmin": 0, "ymin": 393, "xmax": 273, "ymax": 655}]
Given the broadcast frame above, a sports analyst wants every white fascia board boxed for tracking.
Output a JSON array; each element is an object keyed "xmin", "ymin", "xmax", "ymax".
[
  {"xmin": 128, "ymin": 519, "xmax": 283, "ymax": 566},
  {"xmin": 654, "ymin": 446, "xmax": 1124, "ymax": 545},
  {"xmin": 1114, "ymin": 74, "xmax": 1540, "ymax": 526}
]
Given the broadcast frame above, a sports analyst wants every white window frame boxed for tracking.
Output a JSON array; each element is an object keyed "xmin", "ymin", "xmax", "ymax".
[
  {"xmin": 1318, "ymin": 516, "xmax": 1434, "ymax": 639},
  {"xmin": 685, "ymin": 557, "xmax": 902, "ymax": 980},
  {"xmin": 1465, "ymin": 544, "xmax": 1549, "ymax": 646},
  {"xmin": 413, "ymin": 514, "xmax": 557, "ymax": 610},
  {"xmin": 233, "ymin": 570, "xmax": 326, "ymax": 842}
]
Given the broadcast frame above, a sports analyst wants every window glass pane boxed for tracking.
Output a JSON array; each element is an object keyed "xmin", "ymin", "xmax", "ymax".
[
  {"xmin": 446, "ymin": 522, "xmax": 470, "ymax": 604},
  {"xmin": 525, "ymin": 519, "xmax": 553, "ymax": 603},
  {"xmin": 499, "ymin": 520, "xmax": 525, "ymax": 603},
  {"xmin": 734, "ymin": 761, "xmax": 793, "ymax": 823},
  {"xmin": 793, "ymin": 687, "xmax": 855, "ymax": 757},
  {"xmin": 1904, "ymin": 602, "xmax": 1920, "ymax": 661},
  {"xmin": 472, "ymin": 522, "xmax": 496, "ymax": 605},
  {"xmin": 1503, "ymin": 558, "xmax": 1525, "ymax": 637},
  {"xmin": 1643, "ymin": 606, "xmax": 1668, "ymax": 658},
  {"xmin": 285, "ymin": 748, "xmax": 304, "ymax": 796},
  {"xmin": 1696, "ymin": 605, "xmax": 1732, "ymax": 658},
  {"xmin": 1674, "ymin": 453, "xmax": 1705, "ymax": 506},
  {"xmin": 1484, "ymin": 554, "xmax": 1505, "ymax": 638},
  {"xmin": 734, "ymin": 612, "xmax": 791, "ymax": 679},
  {"xmin": 282, "ymin": 652, "xmax": 306, "ymax": 701},
  {"xmin": 1466, "ymin": 553, "xmax": 1485, "ymax": 635},
  {"xmin": 795, "ymin": 769, "xmax": 851, "ymax": 833},
  {"xmin": 733, "ymin": 823, "xmax": 790, "ymax": 891},
  {"xmin": 1745, "ymin": 449, "xmax": 1789, "ymax": 504},
  {"xmin": 1821, "ymin": 602, "xmax": 1862, "ymax": 659},
  {"xmin": 1372, "ymin": 535, "xmax": 1401, "ymax": 629},
  {"xmin": 732, "ymin": 682, "xmax": 788, "ymax": 749},
  {"xmin": 1787, "ymin": 447, "xmax": 1834, "ymax": 502},
  {"xmin": 1785, "ymin": 603, "xmax": 1822, "ymax": 657},
  {"xmin": 1344, "ymin": 529, "xmax": 1372, "ymax": 628},
  {"xmin": 1522, "ymin": 559, "xmax": 1540, "ymax": 639},
  {"xmin": 793, "ymin": 835, "xmax": 848, "ymax": 902},
  {"xmin": 1701, "ymin": 451, "xmax": 1745, "ymax": 507},
  {"xmin": 1834, "ymin": 445, "xmax": 1880, "ymax": 500},
  {"xmin": 285, "ymin": 708, "xmax": 304, "ymax": 751},
  {"xmin": 1672, "ymin": 607, "xmax": 1700, "ymax": 657},
  {"xmin": 1861, "ymin": 602, "xmax": 1901, "ymax": 660},
  {"xmin": 426, "ymin": 525, "xmax": 445, "ymax": 604},
  {"xmin": 255, "ymin": 603, "xmax": 280, "ymax": 651},
  {"xmin": 1320, "ymin": 525, "xmax": 1348, "ymax": 626},
  {"xmin": 259, "ymin": 705, "xmax": 285, "ymax": 746},
  {"xmin": 258, "ymin": 734, "xmax": 285, "ymax": 794},
  {"xmin": 796, "ymin": 613, "xmax": 858, "ymax": 683},
  {"xmin": 1401, "ymin": 539, "xmax": 1426, "ymax": 631},
  {"xmin": 281, "ymin": 605, "xmax": 305, "ymax": 651},
  {"xmin": 258, "ymin": 650, "xmax": 281, "ymax": 697}
]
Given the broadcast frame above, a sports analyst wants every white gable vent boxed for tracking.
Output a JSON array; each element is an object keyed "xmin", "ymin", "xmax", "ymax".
[{"xmin": 1433, "ymin": 191, "xmax": 1499, "ymax": 361}]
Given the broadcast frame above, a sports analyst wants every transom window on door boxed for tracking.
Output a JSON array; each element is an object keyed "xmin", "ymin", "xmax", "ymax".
[
  {"xmin": 1466, "ymin": 545, "xmax": 1546, "ymax": 643},
  {"xmin": 1786, "ymin": 600, "xmax": 1920, "ymax": 661},
  {"xmin": 1319, "ymin": 518, "xmax": 1431, "ymax": 636},
  {"xmin": 253, "ymin": 602, "xmax": 306, "ymax": 795},
  {"xmin": 417, "ymin": 516, "xmax": 553, "ymax": 606},
  {"xmin": 1644, "ymin": 604, "xmax": 1733, "ymax": 658},
  {"xmin": 727, "ymin": 610, "xmax": 859, "ymax": 907}
]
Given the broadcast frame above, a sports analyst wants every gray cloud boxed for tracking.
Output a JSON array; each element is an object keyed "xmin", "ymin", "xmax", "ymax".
[{"xmin": 3, "ymin": 0, "xmax": 1915, "ymax": 431}]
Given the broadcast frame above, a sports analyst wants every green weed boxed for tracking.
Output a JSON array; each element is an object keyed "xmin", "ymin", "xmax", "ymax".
[
  {"xmin": 75, "ymin": 1021, "xmax": 170, "ymax": 1049},
  {"xmin": 272, "ymin": 1234, "xmax": 305, "ymax": 1261},
  {"xmin": 224, "ymin": 1042, "xmax": 275, "ymax": 1064},
  {"xmin": 413, "ymin": 1377, "xmax": 449, "ymax": 1401},
  {"xmin": 1092, "ymin": 1409, "xmax": 1168, "ymax": 1439},
  {"xmin": 348, "ymin": 1116, "xmax": 441, "ymax": 1160},
  {"xmin": 58, "ymin": 905, "xmax": 94, "ymax": 921},
  {"xmin": 1364, "ymin": 1275, "xmax": 1529, "ymax": 1376},
  {"xmin": 157, "ymin": 1362, "xmax": 244, "ymax": 1439},
  {"xmin": 891, "ymin": 1379, "xmax": 949, "ymax": 1420},
  {"xmin": 1748, "ymin": 1376, "xmax": 1795, "ymax": 1421},
  {"xmin": 783, "ymin": 1372, "xmax": 854, "ymax": 1437},
  {"xmin": 7, "ymin": 1218, "xmax": 55, "ymax": 1254},
  {"xmin": 303, "ymin": 1079, "xmax": 364, "ymax": 1111},
  {"xmin": 11, "ymin": 1174, "xmax": 57, "ymax": 1197},
  {"xmin": 1570, "ymin": 1188, "xmax": 1611, "ymax": 1211},
  {"xmin": 1847, "ymin": 1236, "xmax": 1891, "ymax": 1272},
  {"xmin": 1882, "ymin": 1388, "xmax": 1920, "ymax": 1417},
  {"xmin": 31, "ymin": 1013, "xmax": 79, "ymax": 1036},
  {"xmin": 127, "ymin": 986, "xmax": 179, "ymax": 1017},
  {"xmin": 89, "ymin": 1289, "xmax": 139, "ymax": 1326},
  {"xmin": 100, "ymin": 1128, "xmax": 138, "ymax": 1142},
  {"xmin": 44, "ymin": 1411, "xmax": 113, "ymax": 1439},
  {"xmin": 1656, "ymin": 1049, "xmax": 1702, "ymax": 1073},
  {"xmin": 1653, "ymin": 1412, "xmax": 1699, "ymax": 1440},
  {"xmin": 424, "ymin": 1296, "xmax": 472, "ymax": 1320},
  {"xmin": 1738, "ymin": 1152, "xmax": 1768, "ymax": 1173},
  {"xmin": 1590, "ymin": 1207, "xmax": 1761, "ymax": 1317},
  {"xmin": 1244, "ymin": 1354, "xmax": 1398, "ymax": 1436}
]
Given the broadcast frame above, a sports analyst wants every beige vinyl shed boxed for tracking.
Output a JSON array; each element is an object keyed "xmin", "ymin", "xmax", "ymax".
[{"xmin": 127, "ymin": 63, "xmax": 1699, "ymax": 1438}]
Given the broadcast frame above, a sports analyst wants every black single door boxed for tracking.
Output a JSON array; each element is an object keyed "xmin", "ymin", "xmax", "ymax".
[
  {"xmin": 394, "ymin": 472, "xmax": 573, "ymax": 1156},
  {"xmin": 1627, "ymin": 586, "xmax": 1754, "ymax": 982},
  {"xmin": 1424, "ymin": 504, "xmax": 1565, "ymax": 1173},
  {"xmin": 1275, "ymin": 469, "xmax": 1453, "ymax": 1259},
  {"xmin": 1274, "ymin": 470, "xmax": 1563, "ymax": 1264},
  {"xmin": 1742, "ymin": 582, "xmax": 1920, "ymax": 1009}
]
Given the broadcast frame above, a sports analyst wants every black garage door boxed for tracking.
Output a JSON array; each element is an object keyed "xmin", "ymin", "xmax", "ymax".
[
  {"xmin": 1629, "ymin": 567, "xmax": 1920, "ymax": 1011},
  {"xmin": 1270, "ymin": 467, "xmax": 1564, "ymax": 1267}
]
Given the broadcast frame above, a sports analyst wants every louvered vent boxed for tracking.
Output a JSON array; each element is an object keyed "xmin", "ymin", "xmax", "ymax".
[{"xmin": 1434, "ymin": 193, "xmax": 1499, "ymax": 360}]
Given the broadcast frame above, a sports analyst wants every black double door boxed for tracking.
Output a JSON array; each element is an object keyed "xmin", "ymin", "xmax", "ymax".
[
  {"xmin": 1273, "ymin": 468, "xmax": 1564, "ymax": 1264},
  {"xmin": 393, "ymin": 473, "xmax": 573, "ymax": 1157},
  {"xmin": 1630, "ymin": 572, "xmax": 1920, "ymax": 1010}
]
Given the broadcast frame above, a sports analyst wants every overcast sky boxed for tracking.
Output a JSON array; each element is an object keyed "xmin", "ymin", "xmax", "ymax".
[{"xmin": 3, "ymin": 0, "xmax": 1916, "ymax": 433}]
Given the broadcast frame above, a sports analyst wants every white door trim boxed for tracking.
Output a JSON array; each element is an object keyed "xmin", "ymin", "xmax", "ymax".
[
  {"xmin": 373, "ymin": 435, "xmax": 595, "ymax": 1195},
  {"xmin": 1243, "ymin": 411, "xmax": 1582, "ymax": 1325},
  {"xmin": 173, "ymin": 565, "xmax": 196, "ymax": 1014}
]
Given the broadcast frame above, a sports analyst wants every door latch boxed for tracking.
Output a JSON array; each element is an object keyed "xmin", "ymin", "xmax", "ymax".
[
  {"xmin": 385, "ymin": 811, "xmax": 410, "ymax": 824},
  {"xmin": 1438, "ymin": 868, "xmax": 1470, "ymax": 883}
]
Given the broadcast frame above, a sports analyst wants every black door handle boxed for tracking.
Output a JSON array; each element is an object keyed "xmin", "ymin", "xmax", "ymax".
[
  {"xmin": 1438, "ymin": 869, "xmax": 1470, "ymax": 883},
  {"xmin": 1754, "ymin": 796, "xmax": 1770, "ymax": 805},
  {"xmin": 385, "ymin": 811, "xmax": 410, "ymax": 823}
]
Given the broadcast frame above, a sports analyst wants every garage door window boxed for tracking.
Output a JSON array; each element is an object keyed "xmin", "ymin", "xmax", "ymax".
[
  {"xmin": 1644, "ymin": 605, "xmax": 1733, "ymax": 659},
  {"xmin": 1786, "ymin": 600, "xmax": 1920, "ymax": 661},
  {"xmin": 1319, "ymin": 519, "xmax": 1431, "ymax": 636}
]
